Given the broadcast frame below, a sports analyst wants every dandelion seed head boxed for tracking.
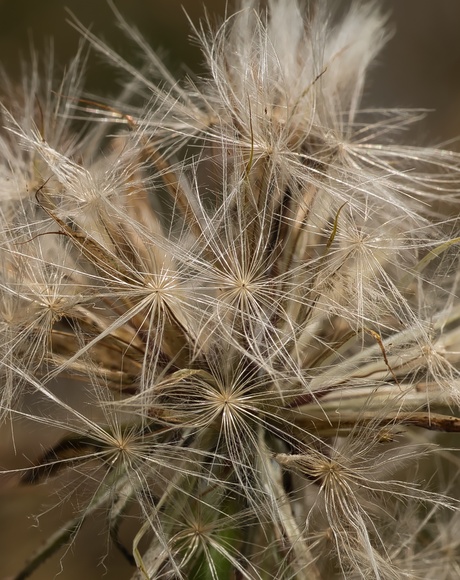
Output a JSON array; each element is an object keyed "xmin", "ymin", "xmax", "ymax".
[{"xmin": 2, "ymin": 1, "xmax": 460, "ymax": 578}]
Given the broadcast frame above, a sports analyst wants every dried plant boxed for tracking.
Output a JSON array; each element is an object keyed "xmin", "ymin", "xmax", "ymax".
[{"xmin": 2, "ymin": 1, "xmax": 460, "ymax": 578}]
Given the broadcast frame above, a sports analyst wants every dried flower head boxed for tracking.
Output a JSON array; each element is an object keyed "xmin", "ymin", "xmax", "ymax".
[{"xmin": 2, "ymin": 1, "xmax": 460, "ymax": 579}]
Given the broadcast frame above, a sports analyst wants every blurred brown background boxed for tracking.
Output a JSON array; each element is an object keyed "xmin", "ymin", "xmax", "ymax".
[{"xmin": 0, "ymin": 1, "xmax": 459, "ymax": 579}]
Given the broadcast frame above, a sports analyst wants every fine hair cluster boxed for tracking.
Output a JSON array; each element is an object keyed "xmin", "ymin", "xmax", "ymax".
[{"xmin": 2, "ymin": 1, "xmax": 460, "ymax": 579}]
